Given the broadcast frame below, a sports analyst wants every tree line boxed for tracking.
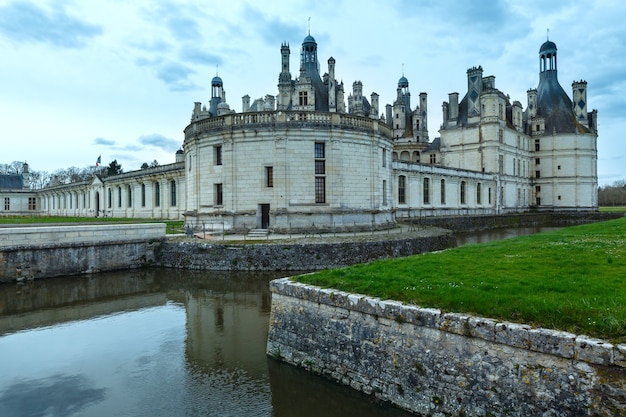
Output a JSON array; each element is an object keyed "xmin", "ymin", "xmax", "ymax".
[
  {"xmin": 1, "ymin": 159, "xmax": 159, "ymax": 190},
  {"xmin": 598, "ymin": 181, "xmax": 626, "ymax": 206}
]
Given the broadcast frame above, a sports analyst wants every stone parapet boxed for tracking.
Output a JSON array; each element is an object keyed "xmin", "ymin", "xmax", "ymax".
[
  {"xmin": 0, "ymin": 224, "xmax": 165, "ymax": 248},
  {"xmin": 267, "ymin": 278, "xmax": 626, "ymax": 416}
]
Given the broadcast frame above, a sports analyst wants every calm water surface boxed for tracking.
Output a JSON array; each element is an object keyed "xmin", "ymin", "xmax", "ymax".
[
  {"xmin": 0, "ymin": 226, "xmax": 559, "ymax": 416},
  {"xmin": 0, "ymin": 270, "xmax": 414, "ymax": 417}
]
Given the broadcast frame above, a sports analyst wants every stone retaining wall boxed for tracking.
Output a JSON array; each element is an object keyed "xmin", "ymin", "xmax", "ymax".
[
  {"xmin": 267, "ymin": 278, "xmax": 626, "ymax": 416},
  {"xmin": 156, "ymin": 234, "xmax": 455, "ymax": 271},
  {"xmin": 413, "ymin": 212, "xmax": 623, "ymax": 232},
  {"xmin": 0, "ymin": 224, "xmax": 165, "ymax": 282},
  {"xmin": 0, "ymin": 223, "xmax": 165, "ymax": 247}
]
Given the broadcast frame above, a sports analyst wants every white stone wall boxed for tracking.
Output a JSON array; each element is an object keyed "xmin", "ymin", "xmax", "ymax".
[{"xmin": 184, "ymin": 111, "xmax": 394, "ymax": 231}]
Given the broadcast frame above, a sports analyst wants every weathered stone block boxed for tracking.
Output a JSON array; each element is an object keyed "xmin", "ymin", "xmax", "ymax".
[{"xmin": 575, "ymin": 336, "xmax": 614, "ymax": 366}]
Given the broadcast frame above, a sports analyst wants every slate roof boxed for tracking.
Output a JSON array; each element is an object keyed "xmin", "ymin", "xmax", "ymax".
[{"xmin": 0, "ymin": 174, "xmax": 23, "ymax": 190}]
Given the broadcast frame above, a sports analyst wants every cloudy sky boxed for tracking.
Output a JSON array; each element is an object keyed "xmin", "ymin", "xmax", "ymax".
[{"xmin": 1, "ymin": 0, "xmax": 624, "ymax": 185}]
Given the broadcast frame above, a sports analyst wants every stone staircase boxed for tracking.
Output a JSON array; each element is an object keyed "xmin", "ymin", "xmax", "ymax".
[{"xmin": 247, "ymin": 229, "xmax": 268, "ymax": 239}]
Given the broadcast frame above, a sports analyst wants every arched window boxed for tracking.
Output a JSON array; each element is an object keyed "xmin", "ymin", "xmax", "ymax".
[{"xmin": 398, "ymin": 175, "xmax": 406, "ymax": 204}]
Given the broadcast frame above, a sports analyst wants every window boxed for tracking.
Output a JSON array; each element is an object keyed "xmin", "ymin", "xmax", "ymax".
[
  {"xmin": 155, "ymin": 182, "xmax": 160, "ymax": 207},
  {"xmin": 188, "ymin": 155, "xmax": 192, "ymax": 171},
  {"xmin": 141, "ymin": 184, "xmax": 146, "ymax": 207},
  {"xmin": 108, "ymin": 188, "xmax": 112, "ymax": 208},
  {"xmin": 477, "ymin": 183, "xmax": 482, "ymax": 204},
  {"xmin": 535, "ymin": 158, "xmax": 540, "ymax": 164},
  {"xmin": 498, "ymin": 129, "xmax": 503, "ymax": 143},
  {"xmin": 315, "ymin": 160, "xmax": 325, "ymax": 175},
  {"xmin": 266, "ymin": 166, "xmax": 273, "ymax": 187},
  {"xmin": 215, "ymin": 183, "xmax": 223, "ymax": 205},
  {"xmin": 382, "ymin": 149, "xmax": 387, "ymax": 167},
  {"xmin": 214, "ymin": 145, "xmax": 222, "ymax": 165},
  {"xmin": 535, "ymin": 170, "xmax": 541, "ymax": 179},
  {"xmin": 398, "ymin": 175, "xmax": 406, "ymax": 204},
  {"xmin": 430, "ymin": 154, "xmax": 436, "ymax": 164},
  {"xmin": 535, "ymin": 139, "xmax": 540, "ymax": 151},
  {"xmin": 460, "ymin": 181, "xmax": 466, "ymax": 204},
  {"xmin": 170, "ymin": 181, "xmax": 177, "ymax": 206},
  {"xmin": 313, "ymin": 177, "xmax": 324, "ymax": 203},
  {"xmin": 488, "ymin": 187, "xmax": 492, "ymax": 205},
  {"xmin": 299, "ymin": 91, "xmax": 308, "ymax": 106},
  {"xmin": 118, "ymin": 187, "xmax": 122, "ymax": 207},
  {"xmin": 441, "ymin": 179, "xmax": 446, "ymax": 204},
  {"xmin": 423, "ymin": 178, "xmax": 430, "ymax": 204},
  {"xmin": 4, "ymin": 197, "xmax": 9, "ymax": 211},
  {"xmin": 28, "ymin": 197, "xmax": 36, "ymax": 211},
  {"xmin": 127, "ymin": 185, "xmax": 132, "ymax": 207},
  {"xmin": 315, "ymin": 142, "xmax": 325, "ymax": 159},
  {"xmin": 383, "ymin": 180, "xmax": 387, "ymax": 206},
  {"xmin": 315, "ymin": 142, "xmax": 325, "ymax": 204}
]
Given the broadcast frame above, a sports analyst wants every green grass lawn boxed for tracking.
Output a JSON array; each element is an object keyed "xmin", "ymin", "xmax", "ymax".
[
  {"xmin": 296, "ymin": 218, "xmax": 626, "ymax": 344},
  {"xmin": 600, "ymin": 206, "xmax": 626, "ymax": 213},
  {"xmin": 0, "ymin": 216, "xmax": 184, "ymax": 234}
]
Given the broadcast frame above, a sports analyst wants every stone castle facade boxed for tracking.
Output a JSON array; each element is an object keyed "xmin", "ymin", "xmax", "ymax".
[{"xmin": 0, "ymin": 35, "xmax": 598, "ymax": 232}]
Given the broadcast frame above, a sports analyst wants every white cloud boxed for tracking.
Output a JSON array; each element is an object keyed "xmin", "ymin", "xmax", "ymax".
[{"xmin": 0, "ymin": 0, "xmax": 623, "ymax": 186}]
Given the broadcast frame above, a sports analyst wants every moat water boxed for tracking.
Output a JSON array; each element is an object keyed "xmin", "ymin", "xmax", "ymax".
[{"xmin": 0, "ymin": 226, "xmax": 557, "ymax": 417}]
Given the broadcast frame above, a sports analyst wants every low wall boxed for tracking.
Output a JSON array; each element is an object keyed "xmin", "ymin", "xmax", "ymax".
[
  {"xmin": 412, "ymin": 212, "xmax": 623, "ymax": 232},
  {"xmin": 0, "ymin": 224, "xmax": 165, "ymax": 282},
  {"xmin": 267, "ymin": 278, "xmax": 626, "ymax": 416},
  {"xmin": 0, "ymin": 223, "xmax": 165, "ymax": 247},
  {"xmin": 156, "ymin": 234, "xmax": 455, "ymax": 271}
]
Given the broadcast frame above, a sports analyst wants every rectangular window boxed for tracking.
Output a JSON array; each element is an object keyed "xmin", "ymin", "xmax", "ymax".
[
  {"xmin": 299, "ymin": 91, "xmax": 308, "ymax": 106},
  {"xmin": 4, "ymin": 197, "xmax": 10, "ymax": 211},
  {"xmin": 382, "ymin": 149, "xmax": 387, "ymax": 167},
  {"xmin": 315, "ymin": 177, "xmax": 325, "ymax": 203},
  {"xmin": 423, "ymin": 178, "xmax": 430, "ymax": 204},
  {"xmin": 214, "ymin": 145, "xmax": 222, "ymax": 166},
  {"xmin": 265, "ymin": 166, "xmax": 274, "ymax": 187},
  {"xmin": 141, "ymin": 184, "xmax": 146, "ymax": 207},
  {"xmin": 441, "ymin": 179, "xmax": 446, "ymax": 205},
  {"xmin": 155, "ymin": 183, "xmax": 160, "ymax": 207},
  {"xmin": 28, "ymin": 197, "xmax": 36, "ymax": 211},
  {"xmin": 215, "ymin": 183, "xmax": 223, "ymax": 205},
  {"xmin": 127, "ymin": 185, "xmax": 132, "ymax": 207},
  {"xmin": 398, "ymin": 175, "xmax": 406, "ymax": 204},
  {"xmin": 315, "ymin": 160, "xmax": 325, "ymax": 175},
  {"xmin": 488, "ymin": 187, "xmax": 492, "ymax": 205},
  {"xmin": 315, "ymin": 142, "xmax": 325, "ymax": 159},
  {"xmin": 382, "ymin": 180, "xmax": 387, "ymax": 206},
  {"xmin": 535, "ymin": 170, "xmax": 541, "ymax": 179},
  {"xmin": 535, "ymin": 139, "xmax": 540, "ymax": 151},
  {"xmin": 430, "ymin": 154, "xmax": 436, "ymax": 164},
  {"xmin": 535, "ymin": 158, "xmax": 540, "ymax": 165},
  {"xmin": 170, "ymin": 181, "xmax": 177, "ymax": 206},
  {"xmin": 118, "ymin": 187, "xmax": 122, "ymax": 208},
  {"xmin": 460, "ymin": 181, "xmax": 466, "ymax": 204},
  {"xmin": 477, "ymin": 183, "xmax": 482, "ymax": 204},
  {"xmin": 315, "ymin": 142, "xmax": 326, "ymax": 204}
]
